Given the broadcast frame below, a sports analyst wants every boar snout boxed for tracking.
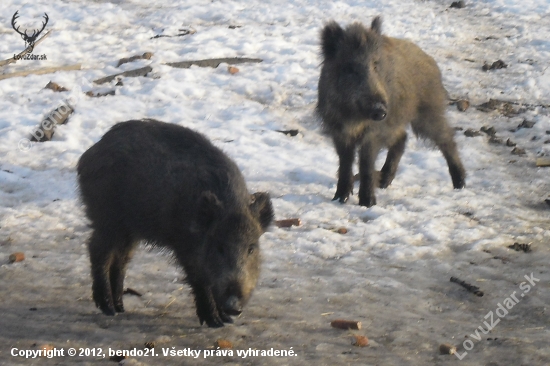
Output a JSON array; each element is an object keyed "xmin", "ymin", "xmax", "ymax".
[
  {"xmin": 223, "ymin": 295, "xmax": 243, "ymax": 316},
  {"xmin": 370, "ymin": 102, "xmax": 387, "ymax": 121},
  {"xmin": 355, "ymin": 99, "xmax": 387, "ymax": 121}
]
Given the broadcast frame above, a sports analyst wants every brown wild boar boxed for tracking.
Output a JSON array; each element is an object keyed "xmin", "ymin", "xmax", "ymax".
[{"xmin": 317, "ymin": 17, "xmax": 466, "ymax": 207}]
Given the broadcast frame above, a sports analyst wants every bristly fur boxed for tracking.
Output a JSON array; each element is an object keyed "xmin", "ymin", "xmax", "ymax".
[
  {"xmin": 77, "ymin": 119, "xmax": 274, "ymax": 327},
  {"xmin": 370, "ymin": 16, "xmax": 382, "ymax": 34},
  {"xmin": 317, "ymin": 20, "xmax": 385, "ymax": 136},
  {"xmin": 317, "ymin": 16, "xmax": 466, "ymax": 207}
]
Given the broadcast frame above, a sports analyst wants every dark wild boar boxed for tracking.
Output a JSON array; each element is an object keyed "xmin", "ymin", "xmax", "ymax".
[
  {"xmin": 317, "ymin": 17, "xmax": 466, "ymax": 207},
  {"xmin": 77, "ymin": 119, "xmax": 274, "ymax": 327}
]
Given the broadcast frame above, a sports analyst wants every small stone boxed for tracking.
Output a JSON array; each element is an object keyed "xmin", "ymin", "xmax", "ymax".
[
  {"xmin": 228, "ymin": 66, "xmax": 239, "ymax": 74},
  {"xmin": 215, "ymin": 339, "xmax": 233, "ymax": 349},
  {"xmin": 439, "ymin": 343, "xmax": 456, "ymax": 355},
  {"xmin": 488, "ymin": 136, "xmax": 503, "ymax": 144},
  {"xmin": 464, "ymin": 129, "xmax": 482, "ymax": 137},
  {"xmin": 352, "ymin": 335, "xmax": 369, "ymax": 347},
  {"xmin": 450, "ymin": 1, "xmax": 465, "ymax": 9},
  {"xmin": 480, "ymin": 126, "xmax": 496, "ymax": 136},
  {"xmin": 517, "ymin": 120, "xmax": 536, "ymax": 129},
  {"xmin": 456, "ymin": 100, "xmax": 470, "ymax": 112},
  {"xmin": 482, "ymin": 60, "xmax": 507, "ymax": 71},
  {"xmin": 511, "ymin": 147, "xmax": 526, "ymax": 156},
  {"xmin": 506, "ymin": 139, "xmax": 516, "ymax": 147},
  {"xmin": 9, "ymin": 252, "xmax": 25, "ymax": 263},
  {"xmin": 337, "ymin": 227, "xmax": 348, "ymax": 234}
]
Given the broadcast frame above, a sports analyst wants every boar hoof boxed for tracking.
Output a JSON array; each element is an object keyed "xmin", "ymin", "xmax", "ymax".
[
  {"xmin": 358, "ymin": 196, "xmax": 376, "ymax": 208},
  {"xmin": 114, "ymin": 304, "xmax": 125, "ymax": 313},
  {"xmin": 452, "ymin": 177, "xmax": 466, "ymax": 189},
  {"xmin": 223, "ymin": 296, "xmax": 242, "ymax": 316},
  {"xmin": 379, "ymin": 176, "xmax": 392, "ymax": 189},
  {"xmin": 199, "ymin": 309, "xmax": 225, "ymax": 328},
  {"xmin": 219, "ymin": 311, "xmax": 234, "ymax": 324},
  {"xmin": 94, "ymin": 294, "xmax": 116, "ymax": 316},
  {"xmin": 332, "ymin": 193, "xmax": 349, "ymax": 204},
  {"xmin": 202, "ymin": 315, "xmax": 225, "ymax": 328},
  {"xmin": 207, "ymin": 319, "xmax": 224, "ymax": 328},
  {"xmin": 98, "ymin": 304, "xmax": 116, "ymax": 316}
]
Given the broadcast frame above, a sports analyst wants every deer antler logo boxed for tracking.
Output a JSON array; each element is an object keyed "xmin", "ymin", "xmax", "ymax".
[{"xmin": 11, "ymin": 10, "xmax": 49, "ymax": 52}]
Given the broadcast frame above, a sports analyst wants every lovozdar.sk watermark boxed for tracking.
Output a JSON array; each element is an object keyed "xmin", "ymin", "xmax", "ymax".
[{"xmin": 454, "ymin": 272, "xmax": 540, "ymax": 360}]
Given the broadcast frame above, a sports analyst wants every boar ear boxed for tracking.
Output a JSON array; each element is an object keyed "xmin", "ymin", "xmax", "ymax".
[
  {"xmin": 193, "ymin": 191, "xmax": 223, "ymax": 232},
  {"xmin": 250, "ymin": 192, "xmax": 274, "ymax": 232},
  {"xmin": 371, "ymin": 16, "xmax": 382, "ymax": 34},
  {"xmin": 321, "ymin": 21, "xmax": 344, "ymax": 59}
]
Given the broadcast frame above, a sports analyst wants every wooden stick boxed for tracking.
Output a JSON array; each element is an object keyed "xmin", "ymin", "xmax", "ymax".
[
  {"xmin": 0, "ymin": 64, "xmax": 81, "ymax": 81},
  {"xmin": 123, "ymin": 288, "xmax": 143, "ymax": 297},
  {"xmin": 93, "ymin": 65, "xmax": 152, "ymax": 84},
  {"xmin": 30, "ymin": 103, "xmax": 74, "ymax": 142},
  {"xmin": 0, "ymin": 30, "xmax": 53, "ymax": 68},
  {"xmin": 116, "ymin": 52, "xmax": 153, "ymax": 67},
  {"xmin": 508, "ymin": 242, "xmax": 532, "ymax": 253},
  {"xmin": 166, "ymin": 57, "xmax": 263, "ymax": 69},
  {"xmin": 330, "ymin": 319, "xmax": 362, "ymax": 330},
  {"xmin": 274, "ymin": 218, "xmax": 301, "ymax": 228},
  {"xmin": 450, "ymin": 276, "xmax": 484, "ymax": 297}
]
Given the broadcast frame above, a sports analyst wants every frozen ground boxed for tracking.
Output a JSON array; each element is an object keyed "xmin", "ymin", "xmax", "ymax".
[{"xmin": 0, "ymin": 0, "xmax": 549, "ymax": 365}]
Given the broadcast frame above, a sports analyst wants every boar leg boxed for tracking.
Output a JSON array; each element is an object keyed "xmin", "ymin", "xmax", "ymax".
[
  {"xmin": 412, "ymin": 113, "xmax": 466, "ymax": 189},
  {"xmin": 88, "ymin": 229, "xmax": 117, "ymax": 316},
  {"xmin": 191, "ymin": 283, "xmax": 224, "ymax": 328},
  {"xmin": 217, "ymin": 306, "xmax": 234, "ymax": 324},
  {"xmin": 379, "ymin": 131, "xmax": 407, "ymax": 188},
  {"xmin": 358, "ymin": 142, "xmax": 381, "ymax": 207},
  {"xmin": 439, "ymin": 140, "xmax": 466, "ymax": 189},
  {"xmin": 109, "ymin": 244, "xmax": 135, "ymax": 313},
  {"xmin": 332, "ymin": 137, "xmax": 356, "ymax": 203}
]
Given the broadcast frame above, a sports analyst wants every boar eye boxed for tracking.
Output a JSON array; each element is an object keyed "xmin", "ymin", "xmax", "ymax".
[{"xmin": 248, "ymin": 244, "xmax": 257, "ymax": 256}]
